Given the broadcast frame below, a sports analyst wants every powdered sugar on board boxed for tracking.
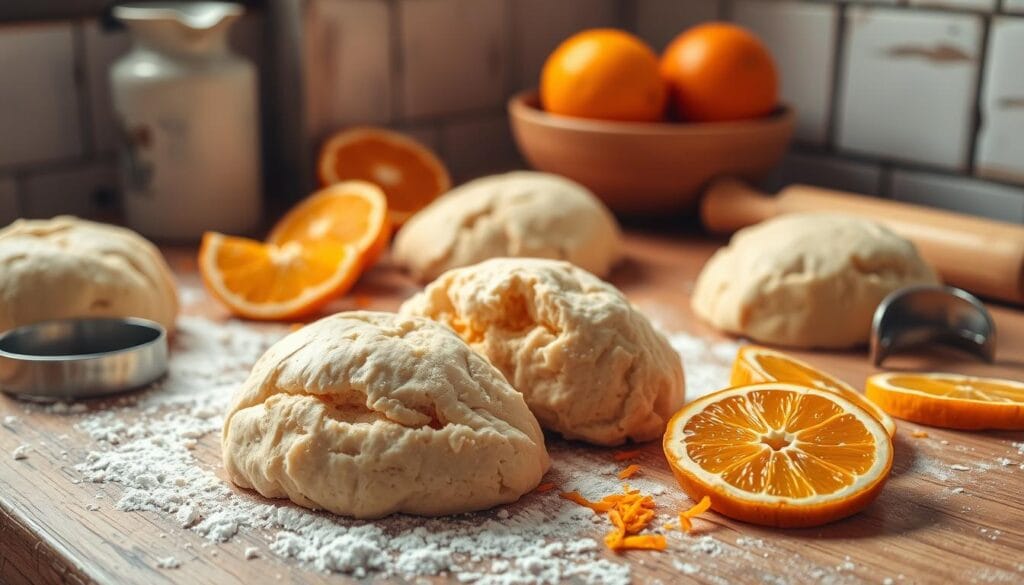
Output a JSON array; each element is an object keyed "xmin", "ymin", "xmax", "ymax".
[{"xmin": 49, "ymin": 314, "xmax": 750, "ymax": 582}]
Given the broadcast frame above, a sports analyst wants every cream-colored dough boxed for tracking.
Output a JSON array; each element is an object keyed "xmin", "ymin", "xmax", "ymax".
[
  {"xmin": 691, "ymin": 214, "xmax": 940, "ymax": 349},
  {"xmin": 222, "ymin": 311, "xmax": 550, "ymax": 518},
  {"xmin": 0, "ymin": 216, "xmax": 178, "ymax": 333},
  {"xmin": 400, "ymin": 258, "xmax": 685, "ymax": 446},
  {"xmin": 392, "ymin": 171, "xmax": 622, "ymax": 282}
]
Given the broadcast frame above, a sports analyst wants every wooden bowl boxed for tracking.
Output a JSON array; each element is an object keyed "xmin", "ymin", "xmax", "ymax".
[{"xmin": 508, "ymin": 90, "xmax": 795, "ymax": 214}]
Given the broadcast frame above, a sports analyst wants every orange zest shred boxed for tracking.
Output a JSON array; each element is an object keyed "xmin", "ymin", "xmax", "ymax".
[
  {"xmin": 911, "ymin": 430, "xmax": 929, "ymax": 438},
  {"xmin": 534, "ymin": 482, "xmax": 557, "ymax": 494},
  {"xmin": 613, "ymin": 449, "xmax": 644, "ymax": 461},
  {"xmin": 678, "ymin": 496, "xmax": 712, "ymax": 533},
  {"xmin": 560, "ymin": 485, "xmax": 665, "ymax": 552},
  {"xmin": 618, "ymin": 464, "xmax": 641, "ymax": 479}
]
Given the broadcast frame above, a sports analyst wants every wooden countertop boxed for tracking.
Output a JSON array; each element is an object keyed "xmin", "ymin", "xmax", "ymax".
[{"xmin": 2, "ymin": 231, "xmax": 1023, "ymax": 585}]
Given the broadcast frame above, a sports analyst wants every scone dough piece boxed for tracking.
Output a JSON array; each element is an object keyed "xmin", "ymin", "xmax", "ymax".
[
  {"xmin": 692, "ymin": 213, "xmax": 939, "ymax": 349},
  {"xmin": 393, "ymin": 171, "xmax": 622, "ymax": 282},
  {"xmin": 400, "ymin": 258, "xmax": 685, "ymax": 446},
  {"xmin": 222, "ymin": 311, "xmax": 550, "ymax": 518},
  {"xmin": 0, "ymin": 216, "xmax": 179, "ymax": 333}
]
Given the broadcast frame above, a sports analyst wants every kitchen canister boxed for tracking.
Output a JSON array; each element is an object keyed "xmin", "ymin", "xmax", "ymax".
[{"xmin": 111, "ymin": 2, "xmax": 263, "ymax": 240}]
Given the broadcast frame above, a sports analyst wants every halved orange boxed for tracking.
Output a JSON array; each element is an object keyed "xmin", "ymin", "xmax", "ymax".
[
  {"xmin": 199, "ymin": 232, "xmax": 360, "ymax": 320},
  {"xmin": 268, "ymin": 181, "xmax": 390, "ymax": 268},
  {"xmin": 866, "ymin": 372, "xmax": 1024, "ymax": 430},
  {"xmin": 317, "ymin": 127, "xmax": 451, "ymax": 225},
  {"xmin": 732, "ymin": 346, "xmax": 896, "ymax": 437},
  {"xmin": 663, "ymin": 383, "xmax": 893, "ymax": 528}
]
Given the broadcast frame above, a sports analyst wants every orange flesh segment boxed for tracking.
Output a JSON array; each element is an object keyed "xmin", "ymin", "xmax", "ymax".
[
  {"xmin": 683, "ymin": 390, "xmax": 877, "ymax": 498},
  {"xmin": 271, "ymin": 193, "xmax": 377, "ymax": 246},
  {"xmin": 213, "ymin": 240, "xmax": 350, "ymax": 304},
  {"xmin": 886, "ymin": 375, "xmax": 1024, "ymax": 403},
  {"xmin": 327, "ymin": 137, "xmax": 445, "ymax": 215},
  {"xmin": 734, "ymin": 346, "xmax": 896, "ymax": 437}
]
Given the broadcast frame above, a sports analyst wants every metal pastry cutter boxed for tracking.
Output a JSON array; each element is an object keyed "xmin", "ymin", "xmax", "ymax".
[
  {"xmin": 0, "ymin": 317, "xmax": 168, "ymax": 401},
  {"xmin": 870, "ymin": 285, "xmax": 996, "ymax": 367}
]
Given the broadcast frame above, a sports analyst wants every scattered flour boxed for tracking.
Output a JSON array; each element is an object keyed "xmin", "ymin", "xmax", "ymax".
[
  {"xmin": 156, "ymin": 557, "xmax": 181, "ymax": 569},
  {"xmin": 4, "ymin": 311, "xmax": 872, "ymax": 582},
  {"xmin": 950, "ymin": 464, "xmax": 971, "ymax": 472},
  {"xmin": 63, "ymin": 316, "xmax": 660, "ymax": 582},
  {"xmin": 3, "ymin": 415, "xmax": 19, "ymax": 425},
  {"xmin": 673, "ymin": 560, "xmax": 699, "ymax": 575},
  {"xmin": 667, "ymin": 332, "xmax": 743, "ymax": 400},
  {"xmin": 11, "ymin": 444, "xmax": 29, "ymax": 460}
]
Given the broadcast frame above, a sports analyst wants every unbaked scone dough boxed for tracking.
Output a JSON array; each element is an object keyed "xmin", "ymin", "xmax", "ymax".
[
  {"xmin": 222, "ymin": 311, "xmax": 550, "ymax": 518},
  {"xmin": 0, "ymin": 216, "xmax": 178, "ymax": 333},
  {"xmin": 400, "ymin": 258, "xmax": 684, "ymax": 446},
  {"xmin": 691, "ymin": 214, "xmax": 939, "ymax": 349},
  {"xmin": 392, "ymin": 171, "xmax": 622, "ymax": 282}
]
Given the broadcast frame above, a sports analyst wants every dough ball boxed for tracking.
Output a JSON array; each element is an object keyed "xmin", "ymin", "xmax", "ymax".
[
  {"xmin": 393, "ymin": 171, "xmax": 622, "ymax": 282},
  {"xmin": 692, "ymin": 214, "xmax": 939, "ymax": 349},
  {"xmin": 400, "ymin": 258, "xmax": 684, "ymax": 446},
  {"xmin": 0, "ymin": 216, "xmax": 179, "ymax": 333},
  {"xmin": 222, "ymin": 311, "xmax": 550, "ymax": 518}
]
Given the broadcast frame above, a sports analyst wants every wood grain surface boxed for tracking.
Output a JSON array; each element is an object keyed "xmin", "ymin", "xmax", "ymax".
[{"xmin": 1, "ymin": 231, "xmax": 1023, "ymax": 585}]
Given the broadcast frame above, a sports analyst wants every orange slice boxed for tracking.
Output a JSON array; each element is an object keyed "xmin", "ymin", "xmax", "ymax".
[
  {"xmin": 317, "ymin": 127, "xmax": 451, "ymax": 225},
  {"xmin": 663, "ymin": 383, "xmax": 893, "ymax": 528},
  {"xmin": 268, "ymin": 181, "xmax": 390, "ymax": 268},
  {"xmin": 732, "ymin": 346, "xmax": 896, "ymax": 437},
  {"xmin": 199, "ymin": 232, "xmax": 360, "ymax": 320},
  {"xmin": 865, "ymin": 372, "xmax": 1024, "ymax": 430}
]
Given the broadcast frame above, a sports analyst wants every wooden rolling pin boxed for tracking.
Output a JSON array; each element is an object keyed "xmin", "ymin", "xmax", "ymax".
[{"xmin": 701, "ymin": 178, "xmax": 1024, "ymax": 305}]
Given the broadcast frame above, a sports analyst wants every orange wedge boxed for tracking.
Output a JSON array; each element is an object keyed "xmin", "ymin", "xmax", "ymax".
[
  {"xmin": 663, "ymin": 383, "xmax": 893, "ymax": 528},
  {"xmin": 866, "ymin": 372, "xmax": 1024, "ymax": 430},
  {"xmin": 732, "ymin": 346, "xmax": 896, "ymax": 437},
  {"xmin": 317, "ymin": 127, "xmax": 451, "ymax": 225},
  {"xmin": 199, "ymin": 232, "xmax": 361, "ymax": 320},
  {"xmin": 268, "ymin": 181, "xmax": 390, "ymax": 268}
]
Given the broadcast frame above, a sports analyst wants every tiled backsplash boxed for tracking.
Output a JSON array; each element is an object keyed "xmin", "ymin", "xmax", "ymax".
[{"xmin": 1, "ymin": 0, "xmax": 1023, "ymax": 226}]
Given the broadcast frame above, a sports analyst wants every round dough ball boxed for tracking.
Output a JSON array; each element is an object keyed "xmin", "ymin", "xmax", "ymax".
[
  {"xmin": 222, "ymin": 311, "xmax": 550, "ymax": 518},
  {"xmin": 400, "ymin": 258, "xmax": 685, "ymax": 446},
  {"xmin": 0, "ymin": 216, "xmax": 179, "ymax": 333},
  {"xmin": 393, "ymin": 171, "xmax": 622, "ymax": 282},
  {"xmin": 691, "ymin": 214, "xmax": 939, "ymax": 349}
]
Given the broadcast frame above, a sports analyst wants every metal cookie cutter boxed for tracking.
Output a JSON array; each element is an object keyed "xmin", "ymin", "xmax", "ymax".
[
  {"xmin": 0, "ymin": 317, "xmax": 168, "ymax": 401},
  {"xmin": 870, "ymin": 285, "xmax": 996, "ymax": 367}
]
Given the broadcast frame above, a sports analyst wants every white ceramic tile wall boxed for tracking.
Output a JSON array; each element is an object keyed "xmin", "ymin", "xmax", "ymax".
[
  {"xmin": 399, "ymin": 0, "xmax": 507, "ymax": 119},
  {"xmin": 304, "ymin": 0, "xmax": 392, "ymax": 144},
  {"xmin": 891, "ymin": 169, "xmax": 1024, "ymax": 222},
  {"xmin": 440, "ymin": 115, "xmax": 520, "ymax": 181},
  {"xmin": 82, "ymin": 21, "xmax": 130, "ymax": 155},
  {"xmin": 975, "ymin": 18, "xmax": 1024, "ymax": 185},
  {"xmin": 0, "ymin": 23, "xmax": 82, "ymax": 168},
  {"xmin": 19, "ymin": 161, "xmax": 116, "ymax": 219},
  {"xmin": 0, "ymin": 177, "xmax": 18, "ymax": 224},
  {"xmin": 511, "ymin": 0, "xmax": 618, "ymax": 91},
  {"xmin": 762, "ymin": 151, "xmax": 883, "ymax": 196},
  {"xmin": 633, "ymin": 0, "xmax": 718, "ymax": 51},
  {"xmin": 837, "ymin": 7, "xmax": 982, "ymax": 170},
  {"xmin": 732, "ymin": 1, "xmax": 837, "ymax": 145}
]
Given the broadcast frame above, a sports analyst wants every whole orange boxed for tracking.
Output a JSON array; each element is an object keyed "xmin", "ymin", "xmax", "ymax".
[
  {"xmin": 660, "ymin": 23, "xmax": 778, "ymax": 122},
  {"xmin": 541, "ymin": 29, "xmax": 667, "ymax": 122}
]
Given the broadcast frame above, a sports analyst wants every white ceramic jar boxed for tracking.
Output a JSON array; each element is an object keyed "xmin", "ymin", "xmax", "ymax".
[{"xmin": 111, "ymin": 2, "xmax": 262, "ymax": 240}]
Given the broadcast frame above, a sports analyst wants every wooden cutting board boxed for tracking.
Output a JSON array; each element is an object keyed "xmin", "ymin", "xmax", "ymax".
[{"xmin": 1, "ymin": 231, "xmax": 1023, "ymax": 585}]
